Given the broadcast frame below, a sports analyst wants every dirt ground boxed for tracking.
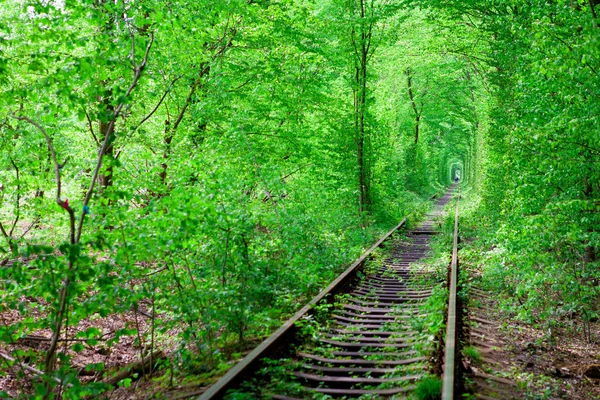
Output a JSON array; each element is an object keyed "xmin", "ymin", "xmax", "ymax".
[
  {"xmin": 0, "ymin": 304, "xmax": 156, "ymax": 398},
  {"xmin": 465, "ymin": 283, "xmax": 600, "ymax": 400},
  {"xmin": 0, "ymin": 298, "xmax": 247, "ymax": 400}
]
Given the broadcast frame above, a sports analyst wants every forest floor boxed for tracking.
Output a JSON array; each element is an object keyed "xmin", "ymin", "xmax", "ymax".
[
  {"xmin": 0, "ymin": 302, "xmax": 155, "ymax": 397},
  {"xmin": 504, "ymin": 316, "xmax": 600, "ymax": 399},
  {"xmin": 463, "ymin": 266, "xmax": 600, "ymax": 400},
  {"xmin": 0, "ymin": 282, "xmax": 257, "ymax": 399}
]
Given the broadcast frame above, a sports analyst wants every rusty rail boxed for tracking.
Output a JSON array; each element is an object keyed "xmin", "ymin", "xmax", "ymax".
[{"xmin": 442, "ymin": 188, "xmax": 460, "ymax": 400}]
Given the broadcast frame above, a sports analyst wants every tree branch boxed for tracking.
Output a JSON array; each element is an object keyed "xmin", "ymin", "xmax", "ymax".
[
  {"xmin": 0, "ymin": 221, "xmax": 11, "ymax": 245},
  {"xmin": 134, "ymin": 82, "xmax": 174, "ymax": 130},
  {"xmin": 405, "ymin": 68, "xmax": 421, "ymax": 144},
  {"xmin": 11, "ymin": 115, "xmax": 67, "ymax": 210},
  {"xmin": 8, "ymin": 159, "xmax": 20, "ymax": 237},
  {"xmin": 84, "ymin": 108, "xmax": 99, "ymax": 145},
  {"xmin": 0, "ymin": 351, "xmax": 64, "ymax": 385},
  {"xmin": 77, "ymin": 32, "xmax": 154, "ymax": 242}
]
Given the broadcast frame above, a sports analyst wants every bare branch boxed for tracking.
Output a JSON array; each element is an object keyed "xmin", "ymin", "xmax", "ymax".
[
  {"xmin": 405, "ymin": 68, "xmax": 421, "ymax": 144},
  {"xmin": 8, "ymin": 159, "xmax": 19, "ymax": 237},
  {"xmin": 130, "ymin": 30, "xmax": 137, "ymax": 70},
  {"xmin": 11, "ymin": 115, "xmax": 65, "ymax": 209},
  {"xmin": 172, "ymin": 69, "xmax": 206, "ymax": 132},
  {"xmin": 135, "ymin": 85, "xmax": 172, "ymax": 129},
  {"xmin": 228, "ymin": 75, "xmax": 255, "ymax": 92},
  {"xmin": 84, "ymin": 108, "xmax": 99, "ymax": 145},
  {"xmin": 0, "ymin": 351, "xmax": 64, "ymax": 385},
  {"xmin": 281, "ymin": 163, "xmax": 311, "ymax": 182},
  {"xmin": 18, "ymin": 218, "xmax": 40, "ymax": 240},
  {"xmin": 0, "ymin": 221, "xmax": 10, "ymax": 242}
]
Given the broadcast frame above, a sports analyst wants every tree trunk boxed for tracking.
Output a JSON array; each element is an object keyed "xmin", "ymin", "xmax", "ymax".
[
  {"xmin": 356, "ymin": 61, "xmax": 369, "ymax": 213},
  {"xmin": 159, "ymin": 63, "xmax": 210, "ymax": 187},
  {"xmin": 353, "ymin": 0, "xmax": 373, "ymax": 214},
  {"xmin": 405, "ymin": 68, "xmax": 421, "ymax": 144},
  {"xmin": 96, "ymin": 0, "xmax": 115, "ymax": 193}
]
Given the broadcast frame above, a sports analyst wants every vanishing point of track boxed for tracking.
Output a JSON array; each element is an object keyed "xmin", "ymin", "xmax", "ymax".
[{"xmin": 200, "ymin": 186, "xmax": 461, "ymax": 399}]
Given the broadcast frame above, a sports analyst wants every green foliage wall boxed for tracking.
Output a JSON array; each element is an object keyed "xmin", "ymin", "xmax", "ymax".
[
  {"xmin": 489, "ymin": 0, "xmax": 599, "ymax": 335},
  {"xmin": 420, "ymin": 0, "xmax": 600, "ymax": 338}
]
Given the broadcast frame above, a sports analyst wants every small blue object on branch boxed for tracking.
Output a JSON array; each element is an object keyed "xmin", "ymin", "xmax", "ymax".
[{"xmin": 83, "ymin": 205, "xmax": 90, "ymax": 215}]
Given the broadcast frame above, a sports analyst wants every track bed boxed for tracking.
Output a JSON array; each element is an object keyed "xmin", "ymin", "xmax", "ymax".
[{"xmin": 200, "ymin": 187, "xmax": 458, "ymax": 399}]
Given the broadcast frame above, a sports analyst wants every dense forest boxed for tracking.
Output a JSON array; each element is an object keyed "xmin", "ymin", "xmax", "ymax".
[{"xmin": 0, "ymin": 0, "xmax": 598, "ymax": 398}]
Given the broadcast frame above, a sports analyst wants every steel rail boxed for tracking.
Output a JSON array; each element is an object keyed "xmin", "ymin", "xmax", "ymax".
[
  {"xmin": 442, "ymin": 187, "xmax": 460, "ymax": 400},
  {"xmin": 198, "ymin": 193, "xmax": 440, "ymax": 400}
]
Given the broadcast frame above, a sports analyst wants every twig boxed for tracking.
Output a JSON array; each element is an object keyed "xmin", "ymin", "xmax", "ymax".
[
  {"xmin": 134, "ymin": 84, "xmax": 172, "ymax": 130},
  {"xmin": 84, "ymin": 108, "xmax": 99, "ymax": 145},
  {"xmin": 11, "ymin": 114, "xmax": 76, "ymax": 244},
  {"xmin": 19, "ymin": 217, "xmax": 40, "ymax": 240},
  {"xmin": 0, "ymin": 351, "xmax": 65, "ymax": 385},
  {"xmin": 102, "ymin": 350, "xmax": 165, "ymax": 386},
  {"xmin": 18, "ymin": 334, "xmax": 106, "ymax": 343},
  {"xmin": 281, "ymin": 163, "xmax": 312, "ymax": 182},
  {"xmin": 144, "ymin": 266, "xmax": 168, "ymax": 277},
  {"xmin": 0, "ymin": 221, "xmax": 12, "ymax": 249},
  {"xmin": 134, "ymin": 307, "xmax": 153, "ymax": 319},
  {"xmin": 11, "ymin": 116, "xmax": 64, "ymax": 208}
]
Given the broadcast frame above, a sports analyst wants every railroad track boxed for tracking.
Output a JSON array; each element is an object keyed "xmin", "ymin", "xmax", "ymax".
[{"xmin": 200, "ymin": 186, "xmax": 460, "ymax": 399}]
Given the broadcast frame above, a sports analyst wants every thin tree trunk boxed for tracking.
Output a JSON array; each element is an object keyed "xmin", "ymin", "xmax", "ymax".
[
  {"xmin": 356, "ymin": 61, "xmax": 368, "ymax": 212},
  {"xmin": 405, "ymin": 68, "xmax": 421, "ymax": 144},
  {"xmin": 584, "ymin": 177, "xmax": 597, "ymax": 262},
  {"xmin": 354, "ymin": 0, "xmax": 372, "ymax": 213},
  {"xmin": 159, "ymin": 63, "xmax": 208, "ymax": 187},
  {"xmin": 158, "ymin": 26, "xmax": 237, "ymax": 186},
  {"xmin": 97, "ymin": 0, "xmax": 116, "ymax": 193}
]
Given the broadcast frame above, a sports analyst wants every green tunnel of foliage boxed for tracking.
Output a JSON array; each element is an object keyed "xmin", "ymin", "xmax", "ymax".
[{"xmin": 0, "ymin": 0, "xmax": 598, "ymax": 397}]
